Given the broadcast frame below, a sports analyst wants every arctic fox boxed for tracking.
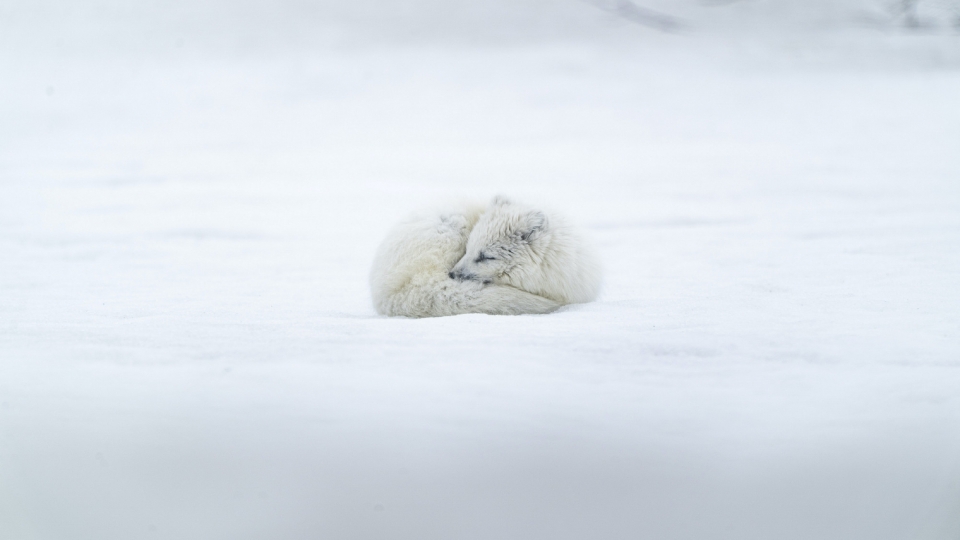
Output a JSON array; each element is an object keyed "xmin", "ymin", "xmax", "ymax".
[{"xmin": 370, "ymin": 196, "xmax": 601, "ymax": 318}]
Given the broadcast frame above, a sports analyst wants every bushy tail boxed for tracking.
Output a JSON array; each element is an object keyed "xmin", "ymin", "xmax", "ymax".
[{"xmin": 377, "ymin": 276, "xmax": 561, "ymax": 318}]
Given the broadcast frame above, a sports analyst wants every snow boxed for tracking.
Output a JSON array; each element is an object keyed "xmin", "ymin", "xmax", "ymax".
[{"xmin": 2, "ymin": 2, "xmax": 960, "ymax": 539}]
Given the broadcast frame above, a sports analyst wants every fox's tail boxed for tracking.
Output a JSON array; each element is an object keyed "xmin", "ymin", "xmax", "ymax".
[{"xmin": 377, "ymin": 276, "xmax": 560, "ymax": 318}]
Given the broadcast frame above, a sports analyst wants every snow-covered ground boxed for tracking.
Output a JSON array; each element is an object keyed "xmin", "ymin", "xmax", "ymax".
[{"xmin": 2, "ymin": 2, "xmax": 960, "ymax": 539}]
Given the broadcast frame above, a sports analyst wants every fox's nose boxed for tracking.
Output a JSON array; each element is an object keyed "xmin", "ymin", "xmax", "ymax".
[{"xmin": 448, "ymin": 271, "xmax": 456, "ymax": 279}]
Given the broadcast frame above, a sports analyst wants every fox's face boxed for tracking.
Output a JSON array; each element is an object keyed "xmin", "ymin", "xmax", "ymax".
[{"xmin": 449, "ymin": 196, "xmax": 547, "ymax": 286}]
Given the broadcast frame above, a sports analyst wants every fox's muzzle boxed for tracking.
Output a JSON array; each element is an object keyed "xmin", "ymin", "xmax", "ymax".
[{"xmin": 449, "ymin": 268, "xmax": 476, "ymax": 281}]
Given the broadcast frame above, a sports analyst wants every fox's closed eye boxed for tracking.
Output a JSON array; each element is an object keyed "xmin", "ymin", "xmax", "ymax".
[{"xmin": 475, "ymin": 252, "xmax": 496, "ymax": 263}]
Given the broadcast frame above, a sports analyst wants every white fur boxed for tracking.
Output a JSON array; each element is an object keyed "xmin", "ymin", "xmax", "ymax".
[{"xmin": 370, "ymin": 197, "xmax": 601, "ymax": 318}]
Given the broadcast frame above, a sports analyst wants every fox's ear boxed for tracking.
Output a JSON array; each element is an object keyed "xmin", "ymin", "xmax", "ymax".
[
  {"xmin": 520, "ymin": 210, "xmax": 546, "ymax": 242},
  {"xmin": 491, "ymin": 195, "xmax": 511, "ymax": 207}
]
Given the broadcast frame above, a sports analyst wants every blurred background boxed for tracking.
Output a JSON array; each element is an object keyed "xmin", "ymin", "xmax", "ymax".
[{"xmin": 2, "ymin": 1, "xmax": 960, "ymax": 539}]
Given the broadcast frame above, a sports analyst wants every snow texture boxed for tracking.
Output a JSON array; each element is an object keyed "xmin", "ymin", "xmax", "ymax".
[{"xmin": 2, "ymin": 1, "xmax": 960, "ymax": 539}]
